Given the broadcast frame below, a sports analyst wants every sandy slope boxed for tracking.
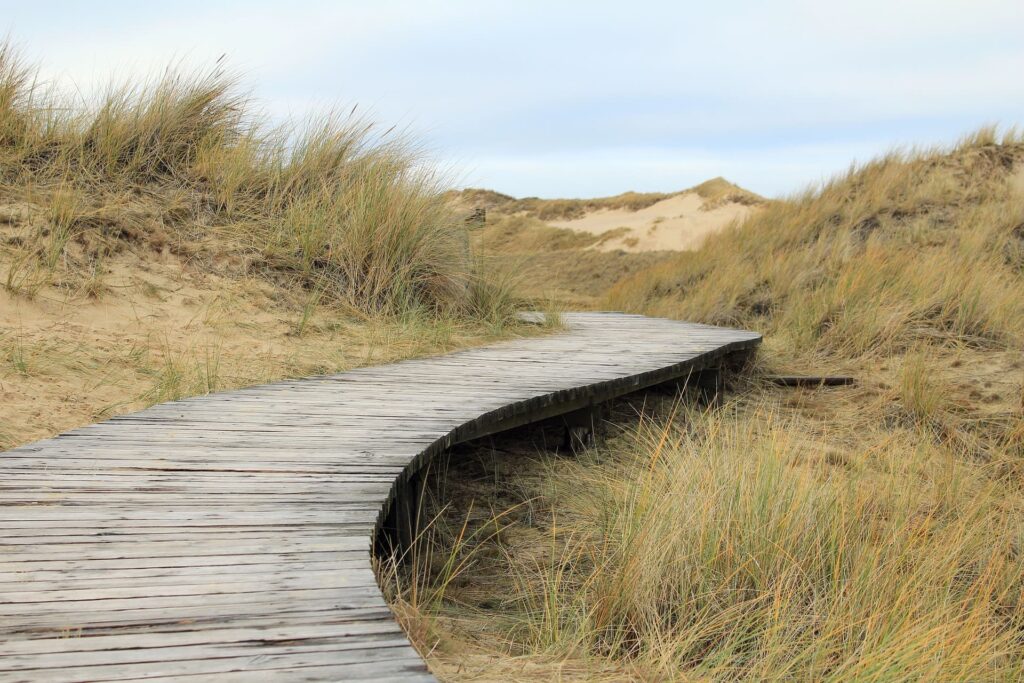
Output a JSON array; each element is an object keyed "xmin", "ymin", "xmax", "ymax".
[
  {"xmin": 0, "ymin": 249, "xmax": 497, "ymax": 450},
  {"xmin": 550, "ymin": 192, "xmax": 756, "ymax": 252}
]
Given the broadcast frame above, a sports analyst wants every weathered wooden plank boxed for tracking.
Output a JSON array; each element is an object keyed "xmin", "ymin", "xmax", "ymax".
[
  {"xmin": 0, "ymin": 550, "xmax": 370, "ymax": 574},
  {"xmin": 0, "ymin": 643, "xmax": 427, "ymax": 681},
  {"xmin": 0, "ymin": 621, "xmax": 407, "ymax": 658},
  {"xmin": 0, "ymin": 564, "xmax": 365, "ymax": 592},
  {"xmin": 0, "ymin": 598, "xmax": 394, "ymax": 636},
  {"xmin": 0, "ymin": 586, "xmax": 388, "ymax": 617}
]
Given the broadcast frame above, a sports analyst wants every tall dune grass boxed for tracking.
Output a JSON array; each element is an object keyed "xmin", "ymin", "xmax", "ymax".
[
  {"xmin": 0, "ymin": 44, "xmax": 514, "ymax": 320},
  {"xmin": 509, "ymin": 407, "xmax": 1024, "ymax": 680},
  {"xmin": 391, "ymin": 388, "xmax": 1024, "ymax": 681},
  {"xmin": 384, "ymin": 130, "xmax": 1024, "ymax": 680},
  {"xmin": 606, "ymin": 129, "xmax": 1024, "ymax": 357}
]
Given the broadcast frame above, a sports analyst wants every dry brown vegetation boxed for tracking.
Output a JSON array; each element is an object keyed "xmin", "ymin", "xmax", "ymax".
[
  {"xmin": 606, "ymin": 130, "xmax": 1024, "ymax": 355},
  {"xmin": 385, "ymin": 129, "xmax": 1024, "ymax": 681},
  {"xmin": 0, "ymin": 44, "xmax": 537, "ymax": 449},
  {"xmin": 467, "ymin": 213, "xmax": 670, "ymax": 307},
  {"xmin": 0, "ymin": 43, "xmax": 518, "ymax": 317},
  {"xmin": 457, "ymin": 178, "xmax": 765, "ymax": 305}
]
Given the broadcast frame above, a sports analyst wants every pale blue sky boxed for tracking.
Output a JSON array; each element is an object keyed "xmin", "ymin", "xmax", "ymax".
[{"xmin": 3, "ymin": 1, "xmax": 1022, "ymax": 198}]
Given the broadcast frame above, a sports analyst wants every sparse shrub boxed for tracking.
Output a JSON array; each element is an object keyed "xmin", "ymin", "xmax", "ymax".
[
  {"xmin": 897, "ymin": 346, "xmax": 945, "ymax": 426},
  {"xmin": 466, "ymin": 258, "xmax": 525, "ymax": 330}
]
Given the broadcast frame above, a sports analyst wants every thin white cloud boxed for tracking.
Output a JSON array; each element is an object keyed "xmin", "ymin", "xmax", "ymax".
[
  {"xmin": 458, "ymin": 139, "xmax": 895, "ymax": 198},
  {"xmin": 3, "ymin": 0, "xmax": 1022, "ymax": 196}
]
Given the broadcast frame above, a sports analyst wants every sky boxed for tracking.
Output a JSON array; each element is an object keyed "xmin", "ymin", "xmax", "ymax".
[{"xmin": 2, "ymin": 1, "xmax": 1023, "ymax": 198}]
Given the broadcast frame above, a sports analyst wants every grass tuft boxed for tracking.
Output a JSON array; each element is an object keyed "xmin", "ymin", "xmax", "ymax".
[{"xmin": 0, "ymin": 43, "xmax": 510, "ymax": 320}]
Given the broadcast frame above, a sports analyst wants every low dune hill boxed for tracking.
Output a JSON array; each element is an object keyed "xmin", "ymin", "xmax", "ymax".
[
  {"xmin": 453, "ymin": 179, "xmax": 765, "ymax": 307},
  {"xmin": 549, "ymin": 183, "xmax": 763, "ymax": 252},
  {"xmin": 457, "ymin": 177, "xmax": 765, "ymax": 253}
]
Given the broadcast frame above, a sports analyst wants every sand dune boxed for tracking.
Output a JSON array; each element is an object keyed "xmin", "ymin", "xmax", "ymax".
[{"xmin": 550, "ymin": 191, "xmax": 756, "ymax": 252}]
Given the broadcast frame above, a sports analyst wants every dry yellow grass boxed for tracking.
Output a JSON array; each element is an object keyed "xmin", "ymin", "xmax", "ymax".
[
  {"xmin": 402, "ymin": 387, "xmax": 1023, "ymax": 681},
  {"xmin": 383, "ymin": 129, "xmax": 1024, "ymax": 681},
  {"xmin": 606, "ymin": 129, "xmax": 1024, "ymax": 356},
  {"xmin": 0, "ymin": 43, "xmax": 537, "ymax": 450},
  {"xmin": 0, "ymin": 42, "xmax": 521, "ymax": 320}
]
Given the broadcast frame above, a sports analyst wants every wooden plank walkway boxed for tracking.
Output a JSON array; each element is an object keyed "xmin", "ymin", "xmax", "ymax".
[{"xmin": 0, "ymin": 312, "xmax": 760, "ymax": 682}]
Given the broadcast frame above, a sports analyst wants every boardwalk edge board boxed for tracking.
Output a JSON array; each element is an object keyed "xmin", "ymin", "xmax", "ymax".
[{"xmin": 0, "ymin": 312, "xmax": 760, "ymax": 682}]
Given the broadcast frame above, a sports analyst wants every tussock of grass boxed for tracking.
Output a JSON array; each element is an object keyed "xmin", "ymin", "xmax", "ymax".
[
  {"xmin": 689, "ymin": 176, "xmax": 766, "ymax": 209},
  {"xmin": 511, "ymin": 407, "xmax": 1024, "ymax": 680},
  {"xmin": 0, "ymin": 43, "xmax": 519, "ymax": 320},
  {"xmin": 390, "ymin": 382, "xmax": 1024, "ymax": 681}
]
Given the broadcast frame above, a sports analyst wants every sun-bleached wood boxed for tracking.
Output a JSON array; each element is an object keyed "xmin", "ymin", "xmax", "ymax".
[{"xmin": 0, "ymin": 313, "xmax": 760, "ymax": 682}]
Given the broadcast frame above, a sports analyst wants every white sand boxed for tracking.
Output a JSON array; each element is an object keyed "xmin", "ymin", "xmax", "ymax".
[{"xmin": 550, "ymin": 192, "xmax": 756, "ymax": 252}]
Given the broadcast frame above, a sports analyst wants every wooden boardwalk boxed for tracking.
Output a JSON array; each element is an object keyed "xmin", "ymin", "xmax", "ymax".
[{"xmin": 0, "ymin": 313, "xmax": 760, "ymax": 682}]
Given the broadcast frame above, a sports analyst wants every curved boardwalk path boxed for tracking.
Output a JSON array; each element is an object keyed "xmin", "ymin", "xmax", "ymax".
[{"xmin": 0, "ymin": 313, "xmax": 759, "ymax": 682}]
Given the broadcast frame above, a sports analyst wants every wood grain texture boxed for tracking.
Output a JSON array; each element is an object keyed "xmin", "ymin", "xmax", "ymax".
[{"xmin": 0, "ymin": 313, "xmax": 760, "ymax": 682}]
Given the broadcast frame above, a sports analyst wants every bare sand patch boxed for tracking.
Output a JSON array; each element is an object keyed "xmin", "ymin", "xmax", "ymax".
[
  {"xmin": 1010, "ymin": 161, "xmax": 1024, "ymax": 194},
  {"xmin": 550, "ymin": 192, "xmax": 757, "ymax": 252}
]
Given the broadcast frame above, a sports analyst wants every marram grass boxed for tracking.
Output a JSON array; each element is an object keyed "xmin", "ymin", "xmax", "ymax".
[
  {"xmin": 383, "ymin": 130, "xmax": 1024, "ymax": 681},
  {"xmin": 0, "ymin": 42, "xmax": 518, "ymax": 323}
]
